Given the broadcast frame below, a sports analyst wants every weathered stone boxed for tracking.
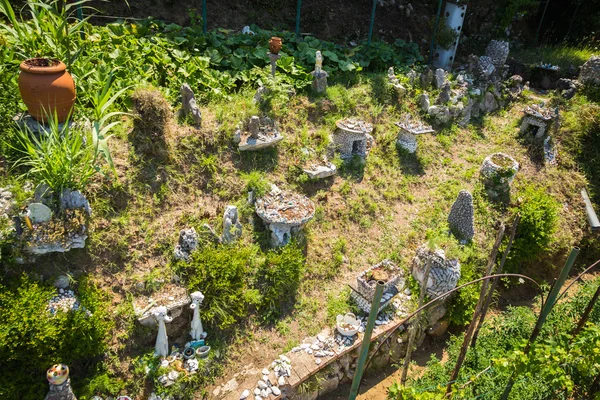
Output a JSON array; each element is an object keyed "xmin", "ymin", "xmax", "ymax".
[
  {"xmin": 427, "ymin": 105, "xmax": 451, "ymax": 124},
  {"xmin": 418, "ymin": 93, "xmax": 430, "ymax": 111},
  {"xmin": 222, "ymin": 205, "xmax": 243, "ymax": 244},
  {"xmin": 579, "ymin": 55, "xmax": 600, "ymax": 86},
  {"xmin": 303, "ymin": 161, "xmax": 337, "ymax": 179},
  {"xmin": 420, "ymin": 69, "xmax": 433, "ymax": 88},
  {"xmin": 481, "ymin": 91, "xmax": 499, "ymax": 113},
  {"xmin": 180, "ymin": 83, "xmax": 202, "ymax": 126},
  {"xmin": 556, "ymin": 78, "xmax": 577, "ymax": 99},
  {"xmin": 447, "ymin": 190, "xmax": 474, "ymax": 243},
  {"xmin": 485, "ymin": 40, "xmax": 509, "ymax": 68},
  {"xmin": 238, "ymin": 116, "xmax": 284, "ymax": 151},
  {"xmin": 436, "ymin": 82, "xmax": 451, "ymax": 104},
  {"xmin": 477, "ymin": 56, "xmax": 496, "ymax": 78},
  {"xmin": 174, "ymin": 228, "xmax": 198, "ymax": 261},
  {"xmin": 60, "ymin": 189, "xmax": 91, "ymax": 215},
  {"xmin": 54, "ymin": 275, "xmax": 71, "ymax": 290},
  {"xmin": 27, "ymin": 202, "xmax": 52, "ymax": 223},
  {"xmin": 434, "ymin": 68, "xmax": 447, "ymax": 89}
]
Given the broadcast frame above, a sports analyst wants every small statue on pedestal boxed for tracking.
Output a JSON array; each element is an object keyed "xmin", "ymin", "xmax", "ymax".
[
  {"xmin": 45, "ymin": 364, "xmax": 76, "ymax": 400},
  {"xmin": 311, "ymin": 51, "xmax": 328, "ymax": 93}
]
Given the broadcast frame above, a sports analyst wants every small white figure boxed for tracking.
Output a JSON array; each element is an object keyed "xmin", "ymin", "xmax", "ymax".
[
  {"xmin": 315, "ymin": 51, "xmax": 323, "ymax": 74},
  {"xmin": 153, "ymin": 306, "xmax": 173, "ymax": 358},
  {"xmin": 190, "ymin": 291, "xmax": 205, "ymax": 340}
]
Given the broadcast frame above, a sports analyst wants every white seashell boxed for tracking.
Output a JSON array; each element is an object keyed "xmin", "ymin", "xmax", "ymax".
[
  {"xmin": 263, "ymin": 375, "xmax": 270, "ymax": 383},
  {"xmin": 279, "ymin": 355, "xmax": 291, "ymax": 364},
  {"xmin": 306, "ymin": 348, "xmax": 313, "ymax": 355},
  {"xmin": 255, "ymin": 396, "xmax": 262, "ymax": 400},
  {"xmin": 278, "ymin": 376, "xmax": 286, "ymax": 386},
  {"xmin": 254, "ymin": 388, "xmax": 261, "ymax": 395},
  {"xmin": 266, "ymin": 388, "xmax": 272, "ymax": 395},
  {"xmin": 257, "ymin": 381, "xmax": 268, "ymax": 389},
  {"xmin": 317, "ymin": 334, "xmax": 326, "ymax": 342},
  {"xmin": 261, "ymin": 389, "xmax": 269, "ymax": 398},
  {"xmin": 301, "ymin": 343, "xmax": 310, "ymax": 349},
  {"xmin": 240, "ymin": 390, "xmax": 250, "ymax": 399},
  {"xmin": 310, "ymin": 344, "xmax": 320, "ymax": 350},
  {"xmin": 315, "ymin": 358, "xmax": 322, "ymax": 365},
  {"xmin": 272, "ymin": 386, "xmax": 281, "ymax": 396},
  {"xmin": 262, "ymin": 368, "xmax": 270, "ymax": 375}
]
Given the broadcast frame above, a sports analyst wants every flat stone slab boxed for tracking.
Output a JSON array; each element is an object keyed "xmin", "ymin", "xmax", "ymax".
[
  {"xmin": 133, "ymin": 284, "xmax": 190, "ymax": 326},
  {"xmin": 303, "ymin": 163, "xmax": 337, "ymax": 179},
  {"xmin": 239, "ymin": 135, "xmax": 284, "ymax": 151}
]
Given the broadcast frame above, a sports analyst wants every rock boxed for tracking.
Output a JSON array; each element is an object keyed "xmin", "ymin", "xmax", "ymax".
[
  {"xmin": 485, "ymin": 40, "xmax": 509, "ymax": 68},
  {"xmin": 427, "ymin": 319, "xmax": 450, "ymax": 336},
  {"xmin": 223, "ymin": 378, "xmax": 240, "ymax": 393},
  {"xmin": 174, "ymin": 228, "xmax": 198, "ymax": 261},
  {"xmin": 482, "ymin": 91, "xmax": 499, "ymax": 113},
  {"xmin": 434, "ymin": 68, "xmax": 446, "ymax": 89},
  {"xmin": 477, "ymin": 56, "xmax": 496, "ymax": 78},
  {"xmin": 420, "ymin": 69, "xmax": 433, "ymax": 88},
  {"xmin": 240, "ymin": 389, "xmax": 250, "ymax": 399},
  {"xmin": 27, "ymin": 202, "xmax": 52, "ymax": 223},
  {"xmin": 257, "ymin": 381, "xmax": 267, "ymax": 390},
  {"xmin": 303, "ymin": 162, "xmax": 337, "ymax": 179},
  {"xmin": 271, "ymin": 386, "xmax": 281, "ymax": 396},
  {"xmin": 53, "ymin": 275, "xmax": 70, "ymax": 289},
  {"xmin": 447, "ymin": 190, "xmax": 474, "ymax": 243},
  {"xmin": 556, "ymin": 78, "xmax": 577, "ymax": 100},
  {"xmin": 418, "ymin": 93, "xmax": 430, "ymax": 111},
  {"xmin": 436, "ymin": 82, "xmax": 451, "ymax": 104},
  {"xmin": 261, "ymin": 389, "xmax": 269, "ymax": 398},
  {"xmin": 278, "ymin": 376, "xmax": 286, "ymax": 386},
  {"xmin": 428, "ymin": 105, "xmax": 451, "ymax": 124},
  {"xmin": 222, "ymin": 205, "xmax": 243, "ymax": 244},
  {"xmin": 60, "ymin": 189, "xmax": 92, "ymax": 215},
  {"xmin": 254, "ymin": 388, "xmax": 261, "ymax": 395},
  {"xmin": 181, "ymin": 83, "xmax": 202, "ymax": 126},
  {"xmin": 579, "ymin": 55, "xmax": 600, "ymax": 86}
]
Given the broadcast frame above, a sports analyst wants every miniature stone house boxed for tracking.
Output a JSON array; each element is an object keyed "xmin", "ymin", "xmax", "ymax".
[
  {"xmin": 520, "ymin": 104, "xmax": 557, "ymax": 139},
  {"xmin": 396, "ymin": 116, "xmax": 435, "ymax": 153},
  {"xmin": 255, "ymin": 185, "xmax": 315, "ymax": 247},
  {"xmin": 333, "ymin": 119, "xmax": 374, "ymax": 159}
]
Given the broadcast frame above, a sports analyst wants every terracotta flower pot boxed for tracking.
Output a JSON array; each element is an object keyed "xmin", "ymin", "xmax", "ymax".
[
  {"xmin": 18, "ymin": 58, "xmax": 76, "ymax": 123},
  {"xmin": 269, "ymin": 37, "xmax": 282, "ymax": 54}
]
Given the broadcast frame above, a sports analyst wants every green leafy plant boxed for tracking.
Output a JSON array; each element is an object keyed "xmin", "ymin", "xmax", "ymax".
[
  {"xmin": 0, "ymin": 275, "xmax": 111, "ymax": 400},
  {"xmin": 256, "ymin": 244, "xmax": 305, "ymax": 322},
  {"xmin": 507, "ymin": 185, "xmax": 559, "ymax": 271}
]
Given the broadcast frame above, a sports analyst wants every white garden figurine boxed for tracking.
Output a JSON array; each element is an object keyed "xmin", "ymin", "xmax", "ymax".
[
  {"xmin": 190, "ymin": 291, "xmax": 205, "ymax": 340},
  {"xmin": 153, "ymin": 306, "xmax": 173, "ymax": 358},
  {"xmin": 315, "ymin": 51, "xmax": 323, "ymax": 74}
]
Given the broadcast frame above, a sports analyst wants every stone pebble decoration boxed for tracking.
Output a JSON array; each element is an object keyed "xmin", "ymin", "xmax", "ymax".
[
  {"xmin": 447, "ymin": 190, "xmax": 475, "ymax": 243},
  {"xmin": 333, "ymin": 118, "xmax": 374, "ymax": 160},
  {"xmin": 235, "ymin": 116, "xmax": 284, "ymax": 151},
  {"xmin": 47, "ymin": 288, "xmax": 90, "ymax": 316},
  {"xmin": 255, "ymin": 185, "xmax": 315, "ymax": 247},
  {"xmin": 485, "ymin": 40, "xmax": 510, "ymax": 68},
  {"xmin": 480, "ymin": 153, "xmax": 519, "ymax": 202},
  {"xmin": 411, "ymin": 245, "xmax": 461, "ymax": 297}
]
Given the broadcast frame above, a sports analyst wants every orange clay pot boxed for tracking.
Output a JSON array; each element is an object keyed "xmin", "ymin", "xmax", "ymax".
[
  {"xmin": 269, "ymin": 37, "xmax": 282, "ymax": 54},
  {"xmin": 18, "ymin": 58, "xmax": 76, "ymax": 123}
]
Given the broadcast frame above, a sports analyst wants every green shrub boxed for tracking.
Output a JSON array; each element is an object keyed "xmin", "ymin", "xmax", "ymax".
[
  {"xmin": 0, "ymin": 276, "xmax": 111, "ymax": 400},
  {"xmin": 507, "ymin": 185, "xmax": 559, "ymax": 271},
  {"xmin": 182, "ymin": 244, "xmax": 260, "ymax": 330},
  {"xmin": 256, "ymin": 244, "xmax": 305, "ymax": 322}
]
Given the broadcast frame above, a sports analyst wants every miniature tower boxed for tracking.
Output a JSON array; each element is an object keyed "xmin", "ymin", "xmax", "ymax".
[
  {"xmin": 153, "ymin": 306, "xmax": 173, "ymax": 358},
  {"xmin": 190, "ymin": 291, "xmax": 205, "ymax": 340},
  {"xmin": 45, "ymin": 364, "xmax": 77, "ymax": 400}
]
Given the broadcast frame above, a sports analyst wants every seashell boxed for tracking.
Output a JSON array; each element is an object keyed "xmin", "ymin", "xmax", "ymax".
[
  {"xmin": 315, "ymin": 359, "xmax": 322, "ymax": 365},
  {"xmin": 240, "ymin": 390, "xmax": 250, "ymax": 399},
  {"xmin": 278, "ymin": 376, "xmax": 286, "ymax": 386},
  {"xmin": 257, "ymin": 381, "xmax": 268, "ymax": 389},
  {"xmin": 255, "ymin": 396, "xmax": 262, "ymax": 400},
  {"xmin": 272, "ymin": 386, "xmax": 281, "ymax": 396},
  {"xmin": 279, "ymin": 355, "xmax": 291, "ymax": 364},
  {"xmin": 262, "ymin": 368, "xmax": 270, "ymax": 375},
  {"xmin": 262, "ymin": 375, "xmax": 269, "ymax": 383},
  {"xmin": 261, "ymin": 389, "xmax": 269, "ymax": 398}
]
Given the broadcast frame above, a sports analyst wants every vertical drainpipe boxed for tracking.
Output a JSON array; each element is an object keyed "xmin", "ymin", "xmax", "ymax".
[
  {"xmin": 428, "ymin": 0, "xmax": 444, "ymax": 65},
  {"xmin": 367, "ymin": 0, "xmax": 378, "ymax": 48},
  {"xmin": 202, "ymin": 0, "xmax": 207, "ymax": 34},
  {"xmin": 348, "ymin": 281, "xmax": 385, "ymax": 400},
  {"xmin": 295, "ymin": 0, "xmax": 302, "ymax": 39}
]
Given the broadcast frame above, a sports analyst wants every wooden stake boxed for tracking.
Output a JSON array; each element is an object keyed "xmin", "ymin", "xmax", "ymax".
[
  {"xmin": 471, "ymin": 215, "xmax": 520, "ymax": 349},
  {"xmin": 572, "ymin": 283, "xmax": 600, "ymax": 338},
  {"xmin": 400, "ymin": 257, "xmax": 432, "ymax": 384},
  {"xmin": 445, "ymin": 223, "xmax": 505, "ymax": 395}
]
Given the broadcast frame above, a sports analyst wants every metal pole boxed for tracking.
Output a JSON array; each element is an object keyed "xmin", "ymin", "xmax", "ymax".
[
  {"xmin": 349, "ymin": 281, "xmax": 384, "ymax": 400},
  {"xmin": 367, "ymin": 0, "xmax": 377, "ymax": 47},
  {"xmin": 534, "ymin": 0, "xmax": 551, "ymax": 45},
  {"xmin": 401, "ymin": 258, "xmax": 432, "ymax": 384},
  {"xmin": 446, "ymin": 224, "xmax": 506, "ymax": 396},
  {"xmin": 428, "ymin": 0, "xmax": 444, "ymax": 65},
  {"xmin": 582, "ymin": 189, "xmax": 600, "ymax": 231},
  {"xmin": 202, "ymin": 0, "xmax": 207, "ymax": 34},
  {"xmin": 471, "ymin": 215, "xmax": 520, "ymax": 349},
  {"xmin": 295, "ymin": 0, "xmax": 302, "ymax": 39},
  {"xmin": 501, "ymin": 247, "xmax": 580, "ymax": 400}
]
